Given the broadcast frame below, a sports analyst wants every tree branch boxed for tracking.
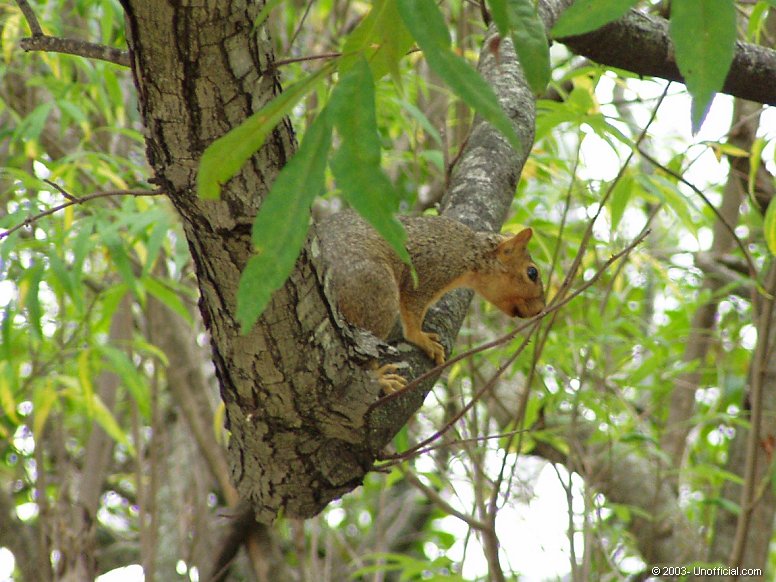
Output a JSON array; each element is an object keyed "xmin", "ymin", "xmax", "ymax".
[
  {"xmin": 0, "ymin": 185, "xmax": 163, "ymax": 241},
  {"xmin": 15, "ymin": 0, "xmax": 42, "ymax": 35},
  {"xmin": 532, "ymin": 415, "xmax": 704, "ymax": 565},
  {"xmin": 15, "ymin": 0, "xmax": 129, "ymax": 66},
  {"xmin": 19, "ymin": 35, "xmax": 130, "ymax": 67},
  {"xmin": 541, "ymin": 0, "xmax": 776, "ymax": 106}
]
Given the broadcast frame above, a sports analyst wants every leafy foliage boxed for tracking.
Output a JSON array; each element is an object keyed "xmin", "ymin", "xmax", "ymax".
[{"xmin": 1, "ymin": 0, "xmax": 775, "ymax": 580}]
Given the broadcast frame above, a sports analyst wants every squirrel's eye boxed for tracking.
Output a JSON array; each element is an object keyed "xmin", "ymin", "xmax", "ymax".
[{"xmin": 527, "ymin": 266, "xmax": 538, "ymax": 282}]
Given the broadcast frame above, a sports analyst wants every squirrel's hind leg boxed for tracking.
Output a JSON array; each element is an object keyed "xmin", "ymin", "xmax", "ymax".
[
  {"xmin": 372, "ymin": 362, "xmax": 407, "ymax": 394},
  {"xmin": 334, "ymin": 261, "xmax": 400, "ymax": 339}
]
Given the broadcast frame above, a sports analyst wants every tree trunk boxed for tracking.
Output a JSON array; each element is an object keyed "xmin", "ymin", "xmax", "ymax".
[{"xmin": 119, "ymin": 0, "xmax": 537, "ymax": 523}]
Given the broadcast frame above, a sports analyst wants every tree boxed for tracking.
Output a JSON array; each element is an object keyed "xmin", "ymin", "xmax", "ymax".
[{"xmin": 1, "ymin": 0, "xmax": 775, "ymax": 581}]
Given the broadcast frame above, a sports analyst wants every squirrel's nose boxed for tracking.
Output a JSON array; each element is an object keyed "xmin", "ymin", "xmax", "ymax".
[{"xmin": 513, "ymin": 299, "xmax": 544, "ymax": 318}]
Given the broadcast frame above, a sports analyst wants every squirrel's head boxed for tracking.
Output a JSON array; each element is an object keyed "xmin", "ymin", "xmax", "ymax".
[{"xmin": 473, "ymin": 228, "xmax": 545, "ymax": 319}]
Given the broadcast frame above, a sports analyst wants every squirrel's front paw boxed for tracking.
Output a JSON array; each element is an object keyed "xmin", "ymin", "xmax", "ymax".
[{"xmin": 419, "ymin": 332, "xmax": 446, "ymax": 365}]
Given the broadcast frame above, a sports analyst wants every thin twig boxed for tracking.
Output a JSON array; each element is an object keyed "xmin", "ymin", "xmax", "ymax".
[
  {"xmin": 637, "ymin": 147, "xmax": 758, "ymax": 278},
  {"xmin": 1, "ymin": 187, "xmax": 164, "ymax": 241},
  {"xmin": 372, "ymin": 229, "xmax": 650, "ymax": 466},
  {"xmin": 16, "ymin": 0, "xmax": 43, "ymax": 36},
  {"xmin": 15, "ymin": 0, "xmax": 129, "ymax": 67},
  {"xmin": 19, "ymin": 35, "xmax": 130, "ymax": 67},
  {"xmin": 273, "ymin": 51, "xmax": 342, "ymax": 68},
  {"xmin": 402, "ymin": 468, "xmax": 488, "ymax": 531},
  {"xmin": 729, "ymin": 263, "xmax": 776, "ymax": 573},
  {"xmin": 289, "ymin": 0, "xmax": 315, "ymax": 50}
]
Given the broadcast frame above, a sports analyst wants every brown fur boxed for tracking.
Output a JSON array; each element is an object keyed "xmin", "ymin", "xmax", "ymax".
[{"xmin": 318, "ymin": 210, "xmax": 545, "ymax": 390}]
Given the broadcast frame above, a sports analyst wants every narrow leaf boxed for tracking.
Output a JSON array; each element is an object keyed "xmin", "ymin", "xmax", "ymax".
[
  {"xmin": 236, "ymin": 113, "xmax": 333, "ymax": 333},
  {"xmin": 340, "ymin": 0, "xmax": 414, "ymax": 82},
  {"xmin": 488, "ymin": 0, "xmax": 511, "ymax": 36},
  {"xmin": 91, "ymin": 393, "xmax": 136, "ymax": 455},
  {"xmin": 21, "ymin": 263, "xmax": 43, "ymax": 339},
  {"xmin": 102, "ymin": 229, "xmax": 140, "ymax": 297},
  {"xmin": 254, "ymin": 0, "xmax": 285, "ymax": 28},
  {"xmin": 142, "ymin": 276, "xmax": 194, "ymax": 325},
  {"xmin": 669, "ymin": 0, "xmax": 736, "ymax": 133},
  {"xmin": 397, "ymin": 0, "xmax": 522, "ymax": 153},
  {"xmin": 764, "ymin": 198, "xmax": 776, "ymax": 256},
  {"xmin": 33, "ymin": 381, "xmax": 59, "ymax": 438},
  {"xmin": 608, "ymin": 174, "xmax": 634, "ymax": 232},
  {"xmin": 197, "ymin": 63, "xmax": 334, "ymax": 200},
  {"xmin": 78, "ymin": 349, "xmax": 95, "ymax": 418},
  {"xmin": 329, "ymin": 57, "xmax": 410, "ymax": 264},
  {"xmin": 506, "ymin": 0, "xmax": 551, "ymax": 94},
  {"xmin": 551, "ymin": 0, "xmax": 640, "ymax": 37},
  {"xmin": 98, "ymin": 345, "xmax": 151, "ymax": 420},
  {"xmin": 0, "ymin": 363, "xmax": 19, "ymax": 424},
  {"xmin": 748, "ymin": 137, "xmax": 765, "ymax": 198}
]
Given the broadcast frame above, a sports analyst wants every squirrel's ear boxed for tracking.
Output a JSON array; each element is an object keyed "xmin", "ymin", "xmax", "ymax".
[
  {"xmin": 513, "ymin": 228, "xmax": 533, "ymax": 244},
  {"xmin": 498, "ymin": 228, "xmax": 532, "ymax": 255}
]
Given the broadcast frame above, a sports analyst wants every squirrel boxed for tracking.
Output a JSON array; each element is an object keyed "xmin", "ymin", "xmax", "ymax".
[{"xmin": 317, "ymin": 209, "xmax": 545, "ymax": 392}]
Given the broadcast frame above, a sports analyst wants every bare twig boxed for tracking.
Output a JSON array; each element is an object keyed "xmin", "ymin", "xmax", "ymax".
[
  {"xmin": 729, "ymin": 263, "xmax": 776, "ymax": 572},
  {"xmin": 402, "ymin": 468, "xmax": 488, "ymax": 531},
  {"xmin": 289, "ymin": 0, "xmax": 315, "ymax": 50},
  {"xmin": 1, "ymin": 185, "xmax": 164, "ymax": 241},
  {"xmin": 19, "ymin": 35, "xmax": 130, "ymax": 67},
  {"xmin": 16, "ymin": 0, "xmax": 43, "ymax": 36},
  {"xmin": 373, "ymin": 229, "xmax": 650, "ymax": 466},
  {"xmin": 15, "ymin": 0, "xmax": 129, "ymax": 66},
  {"xmin": 637, "ymin": 147, "xmax": 758, "ymax": 278},
  {"xmin": 273, "ymin": 51, "xmax": 342, "ymax": 68}
]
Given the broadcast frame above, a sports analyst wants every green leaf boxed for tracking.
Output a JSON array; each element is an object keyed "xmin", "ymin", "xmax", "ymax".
[
  {"xmin": 488, "ymin": 0, "xmax": 550, "ymax": 94},
  {"xmin": 0, "ymin": 362, "xmax": 19, "ymax": 424},
  {"xmin": 32, "ymin": 381, "xmax": 59, "ymax": 438},
  {"xmin": 639, "ymin": 174, "xmax": 698, "ymax": 233},
  {"xmin": 487, "ymin": 0, "xmax": 510, "ymax": 36},
  {"xmin": 91, "ymin": 393, "xmax": 136, "ymax": 456},
  {"xmin": 141, "ymin": 217, "xmax": 170, "ymax": 276},
  {"xmin": 197, "ymin": 62, "xmax": 334, "ymax": 200},
  {"xmin": 551, "ymin": 0, "xmax": 640, "ymax": 37},
  {"xmin": 329, "ymin": 57, "xmax": 410, "ymax": 265},
  {"xmin": 764, "ymin": 198, "xmax": 776, "ymax": 256},
  {"xmin": 392, "ymin": 97, "xmax": 442, "ymax": 144},
  {"xmin": 254, "ymin": 0, "xmax": 285, "ymax": 28},
  {"xmin": 608, "ymin": 174, "xmax": 633, "ymax": 232},
  {"xmin": 101, "ymin": 228, "xmax": 140, "ymax": 297},
  {"xmin": 48, "ymin": 249, "xmax": 81, "ymax": 311},
  {"xmin": 669, "ymin": 0, "xmax": 736, "ymax": 133},
  {"xmin": 14, "ymin": 101, "xmax": 54, "ymax": 142},
  {"xmin": 78, "ymin": 350, "xmax": 95, "ymax": 418},
  {"xmin": 340, "ymin": 0, "xmax": 414, "ymax": 83},
  {"xmin": 397, "ymin": 0, "xmax": 522, "ymax": 153},
  {"xmin": 397, "ymin": 0, "xmax": 451, "ymax": 49},
  {"xmin": 235, "ymin": 112, "xmax": 333, "ymax": 333},
  {"xmin": 99, "ymin": 345, "xmax": 151, "ymax": 420},
  {"xmin": 141, "ymin": 276, "xmax": 194, "ymax": 325},
  {"xmin": 748, "ymin": 137, "xmax": 765, "ymax": 199},
  {"xmin": 20, "ymin": 263, "xmax": 44, "ymax": 339}
]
